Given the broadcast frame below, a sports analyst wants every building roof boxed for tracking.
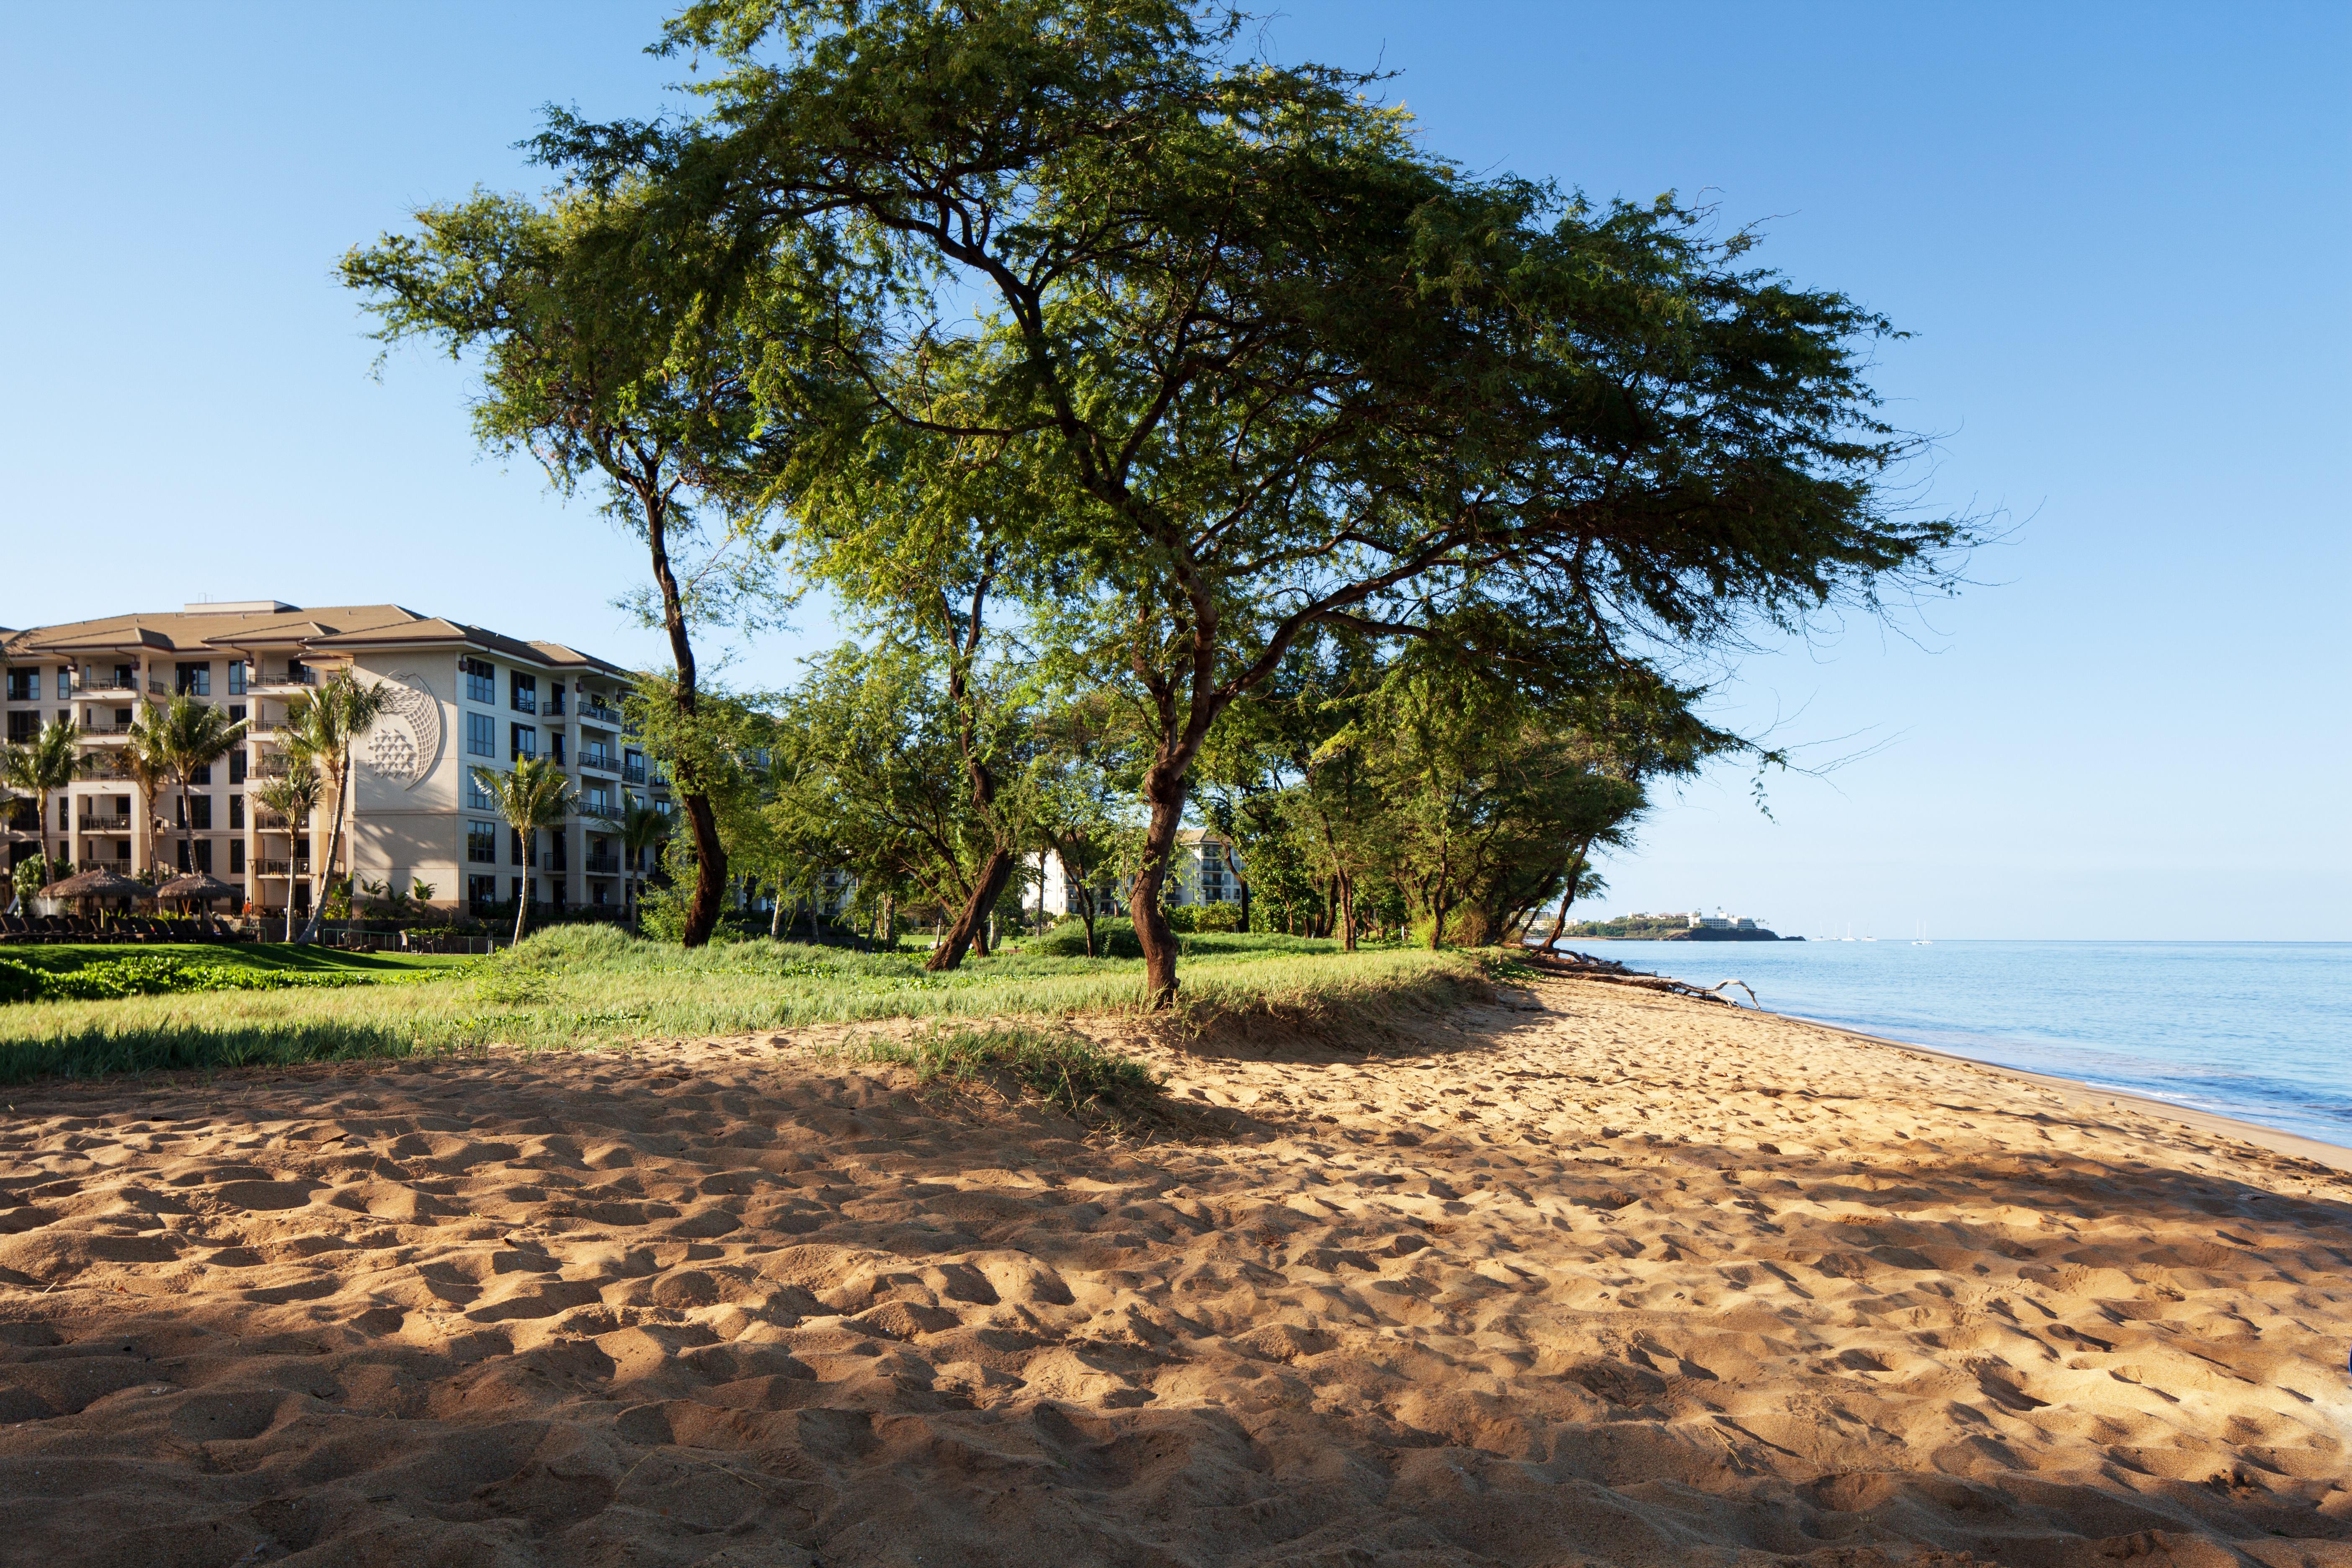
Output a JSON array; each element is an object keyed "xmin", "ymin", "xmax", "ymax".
[{"xmin": 1, "ymin": 603, "xmax": 632, "ymax": 681}]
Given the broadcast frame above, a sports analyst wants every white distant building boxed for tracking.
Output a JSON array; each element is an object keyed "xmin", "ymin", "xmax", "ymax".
[
  {"xmin": 1688, "ymin": 908, "xmax": 1765, "ymax": 931},
  {"xmin": 1033, "ymin": 829, "xmax": 1241, "ymax": 917}
]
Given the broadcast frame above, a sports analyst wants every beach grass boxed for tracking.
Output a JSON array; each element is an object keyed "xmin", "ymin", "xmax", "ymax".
[
  {"xmin": 3, "ymin": 942, "xmax": 469, "ymax": 976},
  {"xmin": 0, "ymin": 924, "xmax": 1488, "ymax": 1084}
]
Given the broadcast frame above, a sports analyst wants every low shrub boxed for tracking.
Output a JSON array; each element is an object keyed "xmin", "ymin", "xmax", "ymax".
[{"xmin": 0, "ymin": 954, "xmax": 391, "ymax": 1006}]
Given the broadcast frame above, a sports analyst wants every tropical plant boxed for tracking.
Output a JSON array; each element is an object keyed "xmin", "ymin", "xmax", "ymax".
[
  {"xmin": 142, "ymin": 695, "xmax": 250, "ymax": 880},
  {"xmin": 11, "ymin": 854, "xmax": 61, "ymax": 914},
  {"xmin": 253, "ymin": 765, "xmax": 323, "ymax": 942},
  {"xmin": 0, "ymin": 716, "xmax": 86, "ymax": 878},
  {"xmin": 286, "ymin": 671, "xmax": 389, "ymax": 942},
  {"xmin": 473, "ymin": 756, "xmax": 574, "ymax": 945},
  {"xmin": 118, "ymin": 701, "xmax": 176, "ymax": 878},
  {"xmin": 601, "ymin": 790, "xmax": 671, "ymax": 936}
]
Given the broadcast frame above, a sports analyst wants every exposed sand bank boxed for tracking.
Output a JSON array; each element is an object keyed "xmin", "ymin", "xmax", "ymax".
[{"xmin": 2, "ymin": 977, "xmax": 2347, "ymax": 1566}]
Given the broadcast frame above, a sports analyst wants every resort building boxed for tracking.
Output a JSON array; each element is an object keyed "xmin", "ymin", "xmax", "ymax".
[
  {"xmin": 1032, "ymin": 828, "xmax": 1241, "ymax": 918},
  {"xmin": 2, "ymin": 601, "xmax": 664, "ymax": 920}
]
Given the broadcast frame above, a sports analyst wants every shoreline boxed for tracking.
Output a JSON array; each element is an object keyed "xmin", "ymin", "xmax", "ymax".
[{"xmin": 1749, "ymin": 1002, "xmax": 2352, "ymax": 1173}]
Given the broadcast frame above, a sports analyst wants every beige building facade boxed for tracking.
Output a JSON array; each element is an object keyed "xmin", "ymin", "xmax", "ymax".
[{"xmin": 3, "ymin": 601, "xmax": 661, "ymax": 919}]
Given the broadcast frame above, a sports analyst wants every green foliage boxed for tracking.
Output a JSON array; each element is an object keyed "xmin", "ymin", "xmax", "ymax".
[
  {"xmin": 0, "ymin": 954, "xmax": 397, "ymax": 1005},
  {"xmin": 844, "ymin": 1024, "xmax": 1162, "ymax": 1124},
  {"xmin": 13, "ymin": 855, "xmax": 65, "ymax": 908}
]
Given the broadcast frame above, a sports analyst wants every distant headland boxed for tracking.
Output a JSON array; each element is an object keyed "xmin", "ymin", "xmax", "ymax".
[{"xmin": 1559, "ymin": 910, "xmax": 1798, "ymax": 942}]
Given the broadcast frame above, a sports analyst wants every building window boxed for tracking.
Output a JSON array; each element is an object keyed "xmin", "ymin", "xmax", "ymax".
[
  {"xmin": 4, "ymin": 669, "xmax": 32, "ymax": 701},
  {"xmin": 190, "ymin": 763, "xmax": 211, "ymax": 787},
  {"xmin": 54, "ymin": 668, "xmax": 69, "ymax": 700},
  {"xmin": 510, "ymin": 672, "xmax": 537, "ymax": 713},
  {"xmin": 550, "ymin": 733, "xmax": 565, "ymax": 766},
  {"xmin": 466, "ymin": 712, "xmax": 495, "ymax": 758},
  {"xmin": 463, "ymin": 656, "xmax": 495, "ymax": 704},
  {"xmin": 467, "ymin": 821, "xmax": 499, "ymax": 864},
  {"xmin": 468, "ymin": 874, "xmax": 498, "ymax": 914},
  {"xmin": 229, "ymin": 795, "xmax": 244, "ymax": 830},
  {"xmin": 175, "ymin": 662, "xmax": 211, "ymax": 696},
  {"xmin": 5, "ymin": 713, "xmax": 35, "ymax": 745},
  {"xmin": 195, "ymin": 840, "xmax": 212, "ymax": 874},
  {"xmin": 177, "ymin": 796, "xmax": 213, "ymax": 830},
  {"xmin": 464, "ymin": 768, "xmax": 494, "ymax": 810},
  {"xmin": 229, "ymin": 749, "xmax": 246, "ymax": 784},
  {"xmin": 547, "ymin": 683, "xmax": 565, "ymax": 716},
  {"xmin": 511, "ymin": 724, "xmax": 536, "ymax": 761},
  {"xmin": 229, "ymin": 841, "xmax": 245, "ymax": 874},
  {"xmin": 227, "ymin": 662, "xmax": 247, "ymax": 696},
  {"xmin": 511, "ymin": 828, "xmax": 528, "ymax": 867}
]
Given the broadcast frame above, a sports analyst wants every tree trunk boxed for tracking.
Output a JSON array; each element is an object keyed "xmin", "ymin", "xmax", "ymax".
[
  {"xmin": 1338, "ymin": 871, "xmax": 1357, "ymax": 952},
  {"xmin": 1129, "ymin": 763, "xmax": 1187, "ymax": 1006},
  {"xmin": 298, "ymin": 757, "xmax": 351, "ymax": 944},
  {"xmin": 929, "ymin": 847, "xmax": 1012, "ymax": 971},
  {"xmin": 636, "ymin": 487, "xmax": 724, "ymax": 949},
  {"xmin": 513, "ymin": 854, "xmax": 530, "ymax": 948},
  {"xmin": 1540, "ymin": 843, "xmax": 1591, "ymax": 952},
  {"xmin": 769, "ymin": 887, "xmax": 784, "ymax": 939}
]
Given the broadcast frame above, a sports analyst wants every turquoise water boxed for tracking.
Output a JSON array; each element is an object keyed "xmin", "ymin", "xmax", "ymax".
[{"xmin": 1542, "ymin": 939, "xmax": 2352, "ymax": 1149}]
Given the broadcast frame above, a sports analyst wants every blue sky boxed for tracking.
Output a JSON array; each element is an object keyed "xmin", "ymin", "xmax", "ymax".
[{"xmin": 3, "ymin": 3, "xmax": 2344, "ymax": 938}]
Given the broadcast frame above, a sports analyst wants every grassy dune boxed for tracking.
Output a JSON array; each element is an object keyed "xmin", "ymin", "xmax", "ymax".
[{"xmin": 0, "ymin": 925, "xmax": 1488, "ymax": 1083}]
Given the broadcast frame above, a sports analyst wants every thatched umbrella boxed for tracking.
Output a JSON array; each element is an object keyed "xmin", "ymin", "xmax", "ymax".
[
  {"xmin": 39, "ymin": 867, "xmax": 147, "ymax": 923},
  {"xmin": 39, "ymin": 867, "xmax": 146, "ymax": 902},
  {"xmin": 155, "ymin": 873, "xmax": 239, "ymax": 905}
]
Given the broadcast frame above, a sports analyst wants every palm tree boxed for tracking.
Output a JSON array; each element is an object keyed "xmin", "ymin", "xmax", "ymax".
[
  {"xmin": 289, "ymin": 671, "xmax": 389, "ymax": 942},
  {"xmin": 0, "ymin": 716, "xmax": 88, "ymax": 879},
  {"xmin": 119, "ymin": 701, "xmax": 174, "ymax": 881},
  {"xmin": 475, "ymin": 757, "xmax": 573, "ymax": 946},
  {"xmin": 145, "ymin": 695, "xmax": 250, "ymax": 879},
  {"xmin": 253, "ymin": 766, "xmax": 324, "ymax": 942},
  {"xmin": 608, "ymin": 790, "xmax": 670, "ymax": 936}
]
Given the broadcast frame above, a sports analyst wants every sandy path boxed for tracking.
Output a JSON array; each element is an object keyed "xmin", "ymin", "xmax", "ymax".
[{"xmin": 1, "ymin": 977, "xmax": 2347, "ymax": 1567}]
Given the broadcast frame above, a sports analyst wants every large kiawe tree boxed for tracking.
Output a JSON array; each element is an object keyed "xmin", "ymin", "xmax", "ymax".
[
  {"xmin": 342, "ymin": 191, "xmax": 854, "ymax": 946},
  {"xmin": 547, "ymin": 0, "xmax": 1968, "ymax": 999}
]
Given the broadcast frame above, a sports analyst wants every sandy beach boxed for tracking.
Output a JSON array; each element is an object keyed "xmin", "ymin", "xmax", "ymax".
[{"xmin": 2, "ymin": 975, "xmax": 2347, "ymax": 1567}]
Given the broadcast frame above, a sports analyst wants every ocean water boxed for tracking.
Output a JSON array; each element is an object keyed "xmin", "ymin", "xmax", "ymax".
[{"xmin": 1537, "ymin": 939, "xmax": 2352, "ymax": 1150}]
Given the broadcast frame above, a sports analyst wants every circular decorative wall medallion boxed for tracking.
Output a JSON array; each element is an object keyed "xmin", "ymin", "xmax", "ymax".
[{"xmin": 364, "ymin": 671, "xmax": 444, "ymax": 790}]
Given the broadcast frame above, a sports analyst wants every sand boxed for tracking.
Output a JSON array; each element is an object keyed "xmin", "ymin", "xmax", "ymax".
[{"xmin": 2, "ymin": 976, "xmax": 2347, "ymax": 1567}]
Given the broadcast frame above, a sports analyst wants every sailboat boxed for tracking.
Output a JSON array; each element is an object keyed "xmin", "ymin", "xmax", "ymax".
[{"xmin": 1912, "ymin": 920, "xmax": 1932, "ymax": 946}]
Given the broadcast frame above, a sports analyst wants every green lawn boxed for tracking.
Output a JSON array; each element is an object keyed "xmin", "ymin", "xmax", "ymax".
[
  {"xmin": 0, "ymin": 925, "xmax": 1488, "ymax": 1083},
  {"xmin": 2, "ymin": 942, "xmax": 471, "ymax": 976}
]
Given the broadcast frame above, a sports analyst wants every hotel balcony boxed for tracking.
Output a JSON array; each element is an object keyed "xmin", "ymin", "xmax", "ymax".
[
  {"xmin": 246, "ymin": 668, "xmax": 317, "ymax": 694},
  {"xmin": 77, "ymin": 814, "xmax": 135, "ymax": 833},
  {"xmin": 253, "ymin": 858, "xmax": 312, "ymax": 877},
  {"xmin": 579, "ymin": 751, "xmax": 622, "ymax": 778},
  {"xmin": 583, "ymin": 854, "xmax": 620, "ymax": 876},
  {"xmin": 77, "ymin": 719, "xmax": 136, "ymax": 738},
  {"xmin": 578, "ymin": 701, "xmax": 624, "ymax": 729}
]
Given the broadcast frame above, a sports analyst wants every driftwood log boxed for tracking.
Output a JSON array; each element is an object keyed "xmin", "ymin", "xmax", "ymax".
[{"xmin": 1523, "ymin": 948, "xmax": 1760, "ymax": 1008}]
